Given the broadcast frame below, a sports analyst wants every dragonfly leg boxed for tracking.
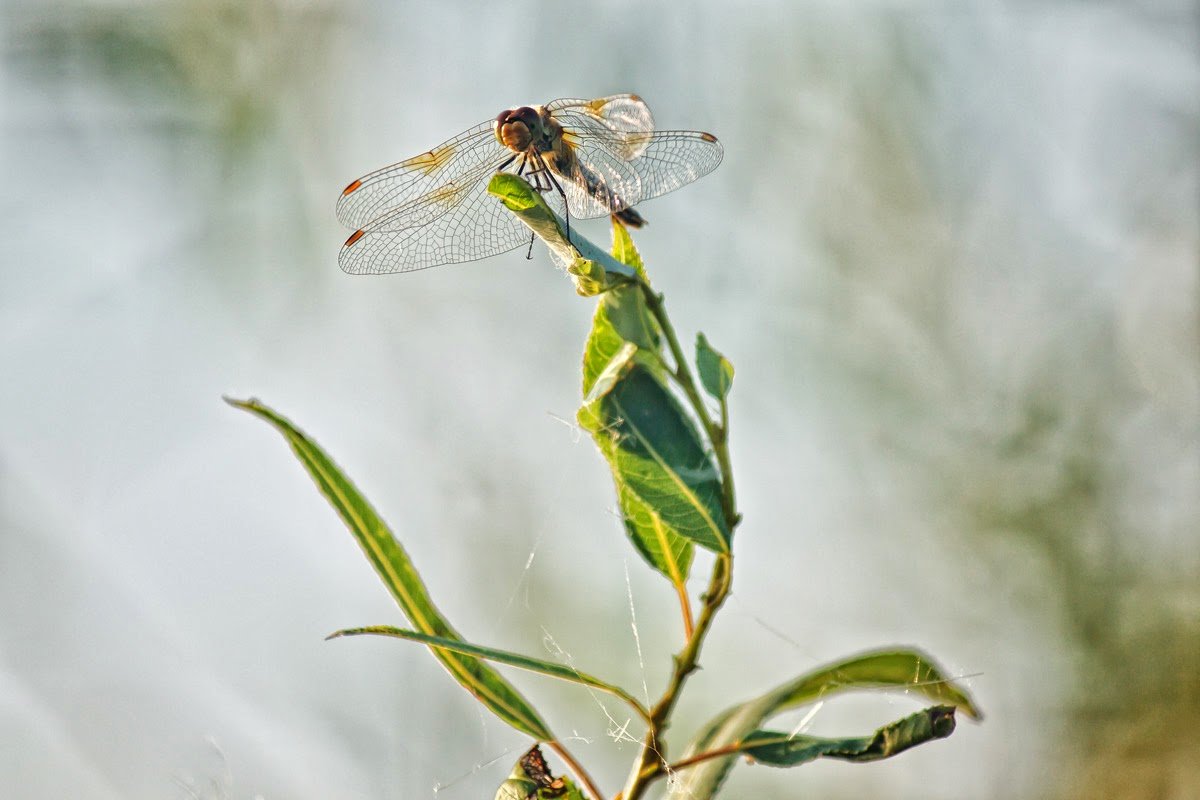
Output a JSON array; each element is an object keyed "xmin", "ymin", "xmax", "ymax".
[
  {"xmin": 542, "ymin": 165, "xmax": 572, "ymax": 245},
  {"xmin": 497, "ymin": 152, "xmax": 519, "ymax": 173}
]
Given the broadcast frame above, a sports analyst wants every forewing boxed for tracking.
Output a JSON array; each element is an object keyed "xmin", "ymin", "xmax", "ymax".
[
  {"xmin": 547, "ymin": 94, "xmax": 654, "ymax": 148},
  {"xmin": 625, "ymin": 129, "xmax": 724, "ymax": 203},
  {"xmin": 338, "ymin": 165, "xmax": 531, "ymax": 274},
  {"xmin": 335, "ymin": 121, "xmax": 506, "ymax": 229}
]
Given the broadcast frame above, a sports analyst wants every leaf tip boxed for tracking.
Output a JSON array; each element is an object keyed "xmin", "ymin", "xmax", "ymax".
[{"xmin": 929, "ymin": 705, "xmax": 957, "ymax": 738}]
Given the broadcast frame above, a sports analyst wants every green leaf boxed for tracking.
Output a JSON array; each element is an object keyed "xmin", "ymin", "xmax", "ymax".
[
  {"xmin": 583, "ymin": 341, "xmax": 638, "ymax": 405},
  {"xmin": 488, "ymin": 172, "xmax": 547, "ymax": 212},
  {"xmin": 668, "ymin": 648, "xmax": 980, "ymax": 798},
  {"xmin": 696, "ymin": 333, "xmax": 734, "ymax": 401},
  {"xmin": 602, "ymin": 220, "xmax": 657, "ymax": 347},
  {"xmin": 581, "ymin": 290, "xmax": 627, "ymax": 399},
  {"xmin": 579, "ymin": 363, "xmax": 730, "ymax": 554},
  {"xmin": 579, "ymin": 216, "xmax": 661, "ymax": 397},
  {"xmin": 757, "ymin": 648, "xmax": 982, "ymax": 719},
  {"xmin": 602, "ymin": 284, "xmax": 658, "ymax": 352},
  {"xmin": 610, "ymin": 217, "xmax": 647, "ymax": 279},
  {"xmin": 227, "ymin": 397, "xmax": 554, "ymax": 742},
  {"xmin": 487, "ymin": 174, "xmax": 637, "ymax": 283},
  {"xmin": 328, "ymin": 626, "xmax": 650, "ymax": 724},
  {"xmin": 740, "ymin": 705, "xmax": 957, "ymax": 767},
  {"xmin": 614, "ymin": 483, "xmax": 694, "ymax": 587},
  {"xmin": 493, "ymin": 777, "xmax": 539, "ymax": 800}
]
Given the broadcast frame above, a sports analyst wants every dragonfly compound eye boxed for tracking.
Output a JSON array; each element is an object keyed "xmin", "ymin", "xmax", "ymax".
[{"xmin": 495, "ymin": 107, "xmax": 537, "ymax": 151}]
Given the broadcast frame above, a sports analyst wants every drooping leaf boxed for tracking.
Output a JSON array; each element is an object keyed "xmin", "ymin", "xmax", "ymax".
[
  {"xmin": 739, "ymin": 705, "xmax": 957, "ymax": 766},
  {"xmin": 758, "ymin": 648, "xmax": 982, "ymax": 719},
  {"xmin": 227, "ymin": 397, "xmax": 553, "ymax": 741},
  {"xmin": 328, "ymin": 626, "xmax": 650, "ymax": 724},
  {"xmin": 696, "ymin": 333, "xmax": 734, "ymax": 401},
  {"xmin": 579, "ymin": 363, "xmax": 730, "ymax": 554},
  {"xmin": 668, "ymin": 648, "xmax": 979, "ymax": 798}
]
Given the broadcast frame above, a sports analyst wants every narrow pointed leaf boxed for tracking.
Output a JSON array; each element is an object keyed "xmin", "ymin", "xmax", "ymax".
[
  {"xmin": 696, "ymin": 332, "xmax": 734, "ymax": 401},
  {"xmin": 227, "ymin": 397, "xmax": 553, "ymax": 741},
  {"xmin": 328, "ymin": 626, "xmax": 650, "ymax": 724},
  {"xmin": 579, "ymin": 363, "xmax": 730, "ymax": 554},
  {"xmin": 740, "ymin": 705, "xmax": 957, "ymax": 767},
  {"xmin": 764, "ymin": 648, "xmax": 982, "ymax": 718},
  {"xmin": 668, "ymin": 648, "xmax": 979, "ymax": 798}
]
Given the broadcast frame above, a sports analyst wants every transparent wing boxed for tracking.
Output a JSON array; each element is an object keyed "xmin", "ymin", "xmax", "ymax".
[
  {"xmin": 553, "ymin": 140, "xmax": 645, "ymax": 219},
  {"xmin": 550, "ymin": 125, "xmax": 723, "ymax": 216},
  {"xmin": 335, "ymin": 121, "xmax": 507, "ymax": 230},
  {"xmin": 546, "ymin": 94, "xmax": 655, "ymax": 155},
  {"xmin": 338, "ymin": 159, "xmax": 544, "ymax": 274},
  {"xmin": 624, "ymin": 129, "xmax": 724, "ymax": 204},
  {"xmin": 548, "ymin": 98, "xmax": 722, "ymax": 215}
]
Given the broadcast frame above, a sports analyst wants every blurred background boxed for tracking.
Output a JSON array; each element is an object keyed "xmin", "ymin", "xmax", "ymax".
[{"xmin": 1, "ymin": 1, "xmax": 1197, "ymax": 798}]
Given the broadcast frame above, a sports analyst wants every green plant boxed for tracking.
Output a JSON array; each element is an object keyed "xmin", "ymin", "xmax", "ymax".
[{"xmin": 228, "ymin": 175, "xmax": 980, "ymax": 800}]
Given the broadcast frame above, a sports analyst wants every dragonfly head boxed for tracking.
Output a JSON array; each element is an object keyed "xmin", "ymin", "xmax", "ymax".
[{"xmin": 494, "ymin": 105, "xmax": 544, "ymax": 153}]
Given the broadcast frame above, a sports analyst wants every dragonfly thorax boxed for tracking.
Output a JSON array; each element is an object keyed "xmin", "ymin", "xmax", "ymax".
[{"xmin": 493, "ymin": 105, "xmax": 560, "ymax": 154}]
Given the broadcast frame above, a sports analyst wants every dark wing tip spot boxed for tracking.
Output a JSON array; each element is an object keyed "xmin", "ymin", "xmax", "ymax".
[
  {"xmin": 344, "ymin": 229, "xmax": 366, "ymax": 247},
  {"xmin": 700, "ymin": 132, "xmax": 718, "ymax": 143},
  {"xmin": 341, "ymin": 179, "xmax": 363, "ymax": 196}
]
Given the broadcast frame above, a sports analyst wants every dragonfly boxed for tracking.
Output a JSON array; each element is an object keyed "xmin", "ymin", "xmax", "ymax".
[{"xmin": 335, "ymin": 94, "xmax": 723, "ymax": 275}]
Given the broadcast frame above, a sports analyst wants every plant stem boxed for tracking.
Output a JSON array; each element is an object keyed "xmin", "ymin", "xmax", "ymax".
[
  {"xmin": 674, "ymin": 581, "xmax": 695, "ymax": 641},
  {"xmin": 661, "ymin": 740, "xmax": 758, "ymax": 774},
  {"xmin": 628, "ymin": 738, "xmax": 749, "ymax": 786},
  {"xmin": 620, "ymin": 552, "xmax": 733, "ymax": 800},
  {"xmin": 549, "ymin": 740, "xmax": 605, "ymax": 800}
]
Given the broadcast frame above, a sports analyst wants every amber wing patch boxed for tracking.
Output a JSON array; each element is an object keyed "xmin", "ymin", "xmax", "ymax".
[{"xmin": 401, "ymin": 142, "xmax": 457, "ymax": 176}]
